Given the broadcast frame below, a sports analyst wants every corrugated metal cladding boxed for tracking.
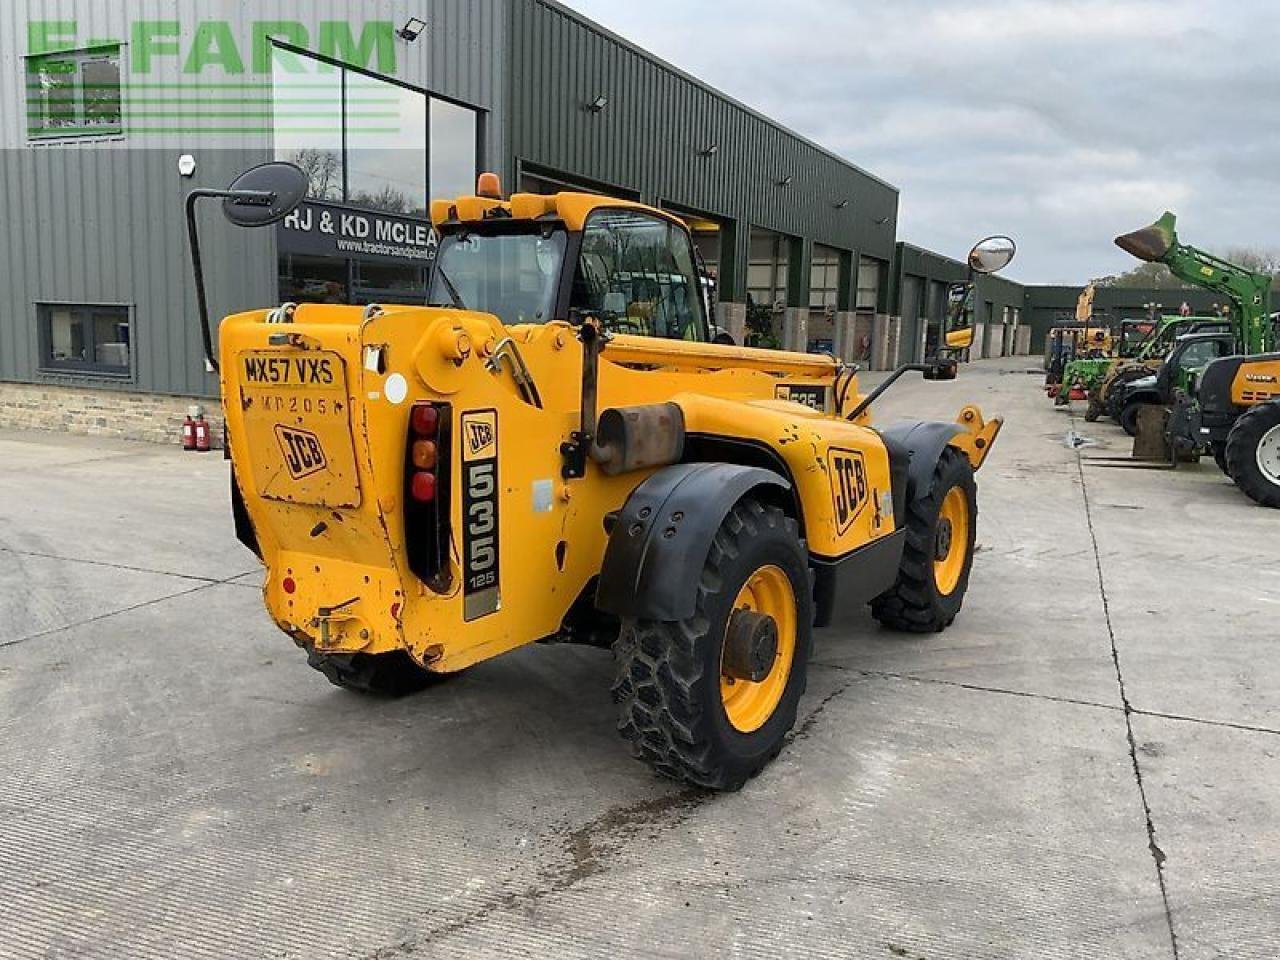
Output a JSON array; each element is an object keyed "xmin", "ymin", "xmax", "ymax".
[
  {"xmin": 0, "ymin": 0, "xmax": 506, "ymax": 395},
  {"xmin": 506, "ymin": 0, "xmax": 900, "ymax": 296},
  {"xmin": 1024, "ymin": 285, "xmax": 1223, "ymax": 352}
]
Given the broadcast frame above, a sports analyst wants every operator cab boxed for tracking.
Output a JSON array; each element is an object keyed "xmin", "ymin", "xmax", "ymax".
[
  {"xmin": 426, "ymin": 176, "xmax": 709, "ymax": 342},
  {"xmin": 1156, "ymin": 332, "xmax": 1235, "ymax": 399}
]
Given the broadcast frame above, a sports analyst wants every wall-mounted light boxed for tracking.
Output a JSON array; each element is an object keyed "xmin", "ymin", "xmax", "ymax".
[
  {"xmin": 699, "ymin": 144, "xmax": 719, "ymax": 157},
  {"xmin": 588, "ymin": 95, "xmax": 609, "ymax": 113},
  {"xmin": 833, "ymin": 199, "xmax": 849, "ymax": 209},
  {"xmin": 397, "ymin": 17, "xmax": 427, "ymax": 42},
  {"xmin": 177, "ymin": 154, "xmax": 197, "ymax": 178},
  {"xmin": 775, "ymin": 175, "xmax": 793, "ymax": 187}
]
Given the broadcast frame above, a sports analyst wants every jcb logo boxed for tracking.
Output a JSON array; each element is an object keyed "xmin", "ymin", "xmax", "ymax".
[
  {"xmin": 275, "ymin": 425, "xmax": 327, "ymax": 479},
  {"xmin": 466, "ymin": 420, "xmax": 495, "ymax": 457},
  {"xmin": 462, "ymin": 410, "xmax": 497, "ymax": 461},
  {"xmin": 828, "ymin": 448, "xmax": 869, "ymax": 536},
  {"xmin": 461, "ymin": 410, "xmax": 500, "ymax": 620}
]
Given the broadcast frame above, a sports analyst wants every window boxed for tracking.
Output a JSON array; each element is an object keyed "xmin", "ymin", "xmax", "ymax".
[
  {"xmin": 347, "ymin": 70, "xmax": 428, "ymax": 215},
  {"xmin": 278, "ymin": 256, "xmax": 349, "ymax": 304},
  {"xmin": 429, "ymin": 227, "xmax": 567, "ymax": 327},
  {"xmin": 748, "ymin": 229, "xmax": 788, "ymax": 309},
  {"xmin": 429, "ymin": 98, "xmax": 479, "ymax": 205},
  {"xmin": 810, "ymin": 245, "xmax": 841, "ymax": 310},
  {"xmin": 856, "ymin": 256, "xmax": 882, "ymax": 311},
  {"xmin": 27, "ymin": 46, "xmax": 122, "ymax": 138},
  {"xmin": 570, "ymin": 209, "xmax": 706, "ymax": 341},
  {"xmin": 271, "ymin": 45, "xmax": 480, "ymax": 213},
  {"xmin": 39, "ymin": 304, "xmax": 131, "ymax": 376}
]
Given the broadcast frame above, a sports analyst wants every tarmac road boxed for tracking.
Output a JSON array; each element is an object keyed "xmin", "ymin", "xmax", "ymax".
[{"xmin": 1, "ymin": 356, "xmax": 1276, "ymax": 959}]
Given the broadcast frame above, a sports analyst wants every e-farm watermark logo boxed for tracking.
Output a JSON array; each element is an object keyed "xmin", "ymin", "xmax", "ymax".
[{"xmin": 25, "ymin": 17, "xmax": 403, "ymax": 139}]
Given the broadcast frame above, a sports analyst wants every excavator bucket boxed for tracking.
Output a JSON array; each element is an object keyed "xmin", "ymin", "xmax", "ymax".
[{"xmin": 1114, "ymin": 211, "xmax": 1177, "ymax": 263}]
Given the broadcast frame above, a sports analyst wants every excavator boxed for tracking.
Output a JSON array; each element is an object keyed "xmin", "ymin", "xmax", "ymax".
[{"xmin": 1113, "ymin": 212, "xmax": 1279, "ymax": 505}]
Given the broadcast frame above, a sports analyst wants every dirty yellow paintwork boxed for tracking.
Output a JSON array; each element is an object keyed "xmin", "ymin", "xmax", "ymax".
[
  {"xmin": 221, "ymin": 188, "xmax": 1000, "ymax": 677},
  {"xmin": 221, "ymin": 304, "xmax": 1000, "ymax": 674}
]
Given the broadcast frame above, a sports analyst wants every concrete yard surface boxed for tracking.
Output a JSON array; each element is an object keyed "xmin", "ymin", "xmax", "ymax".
[{"xmin": 1, "ymin": 357, "xmax": 1277, "ymax": 959}]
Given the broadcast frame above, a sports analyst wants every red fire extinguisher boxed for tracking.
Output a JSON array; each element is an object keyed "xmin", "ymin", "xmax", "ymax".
[
  {"xmin": 194, "ymin": 414, "xmax": 212, "ymax": 453},
  {"xmin": 181, "ymin": 414, "xmax": 197, "ymax": 451}
]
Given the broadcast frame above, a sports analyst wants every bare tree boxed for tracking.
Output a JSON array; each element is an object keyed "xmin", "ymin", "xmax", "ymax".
[{"xmin": 290, "ymin": 148, "xmax": 341, "ymax": 201}]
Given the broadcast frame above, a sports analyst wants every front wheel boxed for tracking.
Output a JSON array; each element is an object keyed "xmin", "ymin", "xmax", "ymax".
[
  {"xmin": 611, "ymin": 499, "xmax": 812, "ymax": 791},
  {"xmin": 1225, "ymin": 401, "xmax": 1280, "ymax": 508},
  {"xmin": 1118, "ymin": 400, "xmax": 1145, "ymax": 437},
  {"xmin": 872, "ymin": 447, "xmax": 977, "ymax": 633}
]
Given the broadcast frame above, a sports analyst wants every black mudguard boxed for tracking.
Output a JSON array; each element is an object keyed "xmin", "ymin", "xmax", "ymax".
[
  {"xmin": 231, "ymin": 466, "xmax": 262, "ymax": 559},
  {"xmin": 877, "ymin": 420, "xmax": 963, "ymax": 508},
  {"xmin": 595, "ymin": 463, "xmax": 790, "ymax": 621}
]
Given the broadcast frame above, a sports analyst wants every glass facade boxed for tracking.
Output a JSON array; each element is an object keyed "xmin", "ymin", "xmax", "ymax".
[
  {"xmin": 271, "ymin": 45, "xmax": 481, "ymax": 213},
  {"xmin": 271, "ymin": 45, "xmax": 483, "ymax": 306}
]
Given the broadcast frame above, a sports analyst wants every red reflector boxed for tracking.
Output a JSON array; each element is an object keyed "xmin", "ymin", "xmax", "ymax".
[
  {"xmin": 411, "ymin": 439, "xmax": 438, "ymax": 470},
  {"xmin": 411, "ymin": 404, "xmax": 440, "ymax": 436},
  {"xmin": 410, "ymin": 471, "xmax": 437, "ymax": 502},
  {"xmin": 282, "ymin": 576, "xmax": 296, "ymax": 595}
]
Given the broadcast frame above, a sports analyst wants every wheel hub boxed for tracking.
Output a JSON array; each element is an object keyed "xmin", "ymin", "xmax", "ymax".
[
  {"xmin": 934, "ymin": 517, "xmax": 954, "ymax": 561},
  {"xmin": 1257, "ymin": 424, "xmax": 1280, "ymax": 484},
  {"xmin": 722, "ymin": 609, "xmax": 779, "ymax": 683}
]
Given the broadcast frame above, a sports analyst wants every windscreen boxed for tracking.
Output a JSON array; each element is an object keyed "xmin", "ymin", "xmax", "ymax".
[{"xmin": 428, "ymin": 228, "xmax": 567, "ymax": 327}]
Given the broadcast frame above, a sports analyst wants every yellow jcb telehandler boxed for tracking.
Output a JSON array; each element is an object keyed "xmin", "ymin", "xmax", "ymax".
[{"xmin": 186, "ymin": 164, "xmax": 1011, "ymax": 790}]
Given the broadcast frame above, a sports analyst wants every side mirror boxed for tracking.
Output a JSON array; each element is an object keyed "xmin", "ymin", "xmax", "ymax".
[
  {"xmin": 967, "ymin": 235, "xmax": 1017, "ymax": 274},
  {"xmin": 945, "ymin": 327, "xmax": 975, "ymax": 350},
  {"xmin": 221, "ymin": 161, "xmax": 308, "ymax": 227},
  {"xmin": 186, "ymin": 161, "xmax": 308, "ymax": 373}
]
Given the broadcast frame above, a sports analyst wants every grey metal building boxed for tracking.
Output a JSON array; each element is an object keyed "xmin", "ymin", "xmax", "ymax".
[{"xmin": 0, "ymin": 0, "xmax": 1005, "ymax": 444}]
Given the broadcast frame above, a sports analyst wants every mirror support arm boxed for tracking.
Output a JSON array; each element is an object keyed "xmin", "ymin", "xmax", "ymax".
[
  {"xmin": 185, "ymin": 187, "xmax": 279, "ymax": 374},
  {"xmin": 186, "ymin": 187, "xmax": 236, "ymax": 374},
  {"xmin": 846, "ymin": 363, "xmax": 929, "ymax": 421}
]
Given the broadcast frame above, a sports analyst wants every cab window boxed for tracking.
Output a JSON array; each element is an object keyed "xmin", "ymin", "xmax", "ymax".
[
  {"xmin": 570, "ymin": 209, "xmax": 706, "ymax": 341},
  {"xmin": 1178, "ymin": 339, "xmax": 1228, "ymax": 369}
]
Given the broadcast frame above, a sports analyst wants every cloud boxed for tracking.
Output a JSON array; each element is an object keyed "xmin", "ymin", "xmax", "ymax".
[{"xmin": 562, "ymin": 0, "xmax": 1280, "ymax": 283}]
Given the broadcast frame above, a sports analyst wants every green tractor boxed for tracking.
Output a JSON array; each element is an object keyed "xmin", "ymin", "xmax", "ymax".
[{"xmin": 1112, "ymin": 213, "xmax": 1274, "ymax": 466}]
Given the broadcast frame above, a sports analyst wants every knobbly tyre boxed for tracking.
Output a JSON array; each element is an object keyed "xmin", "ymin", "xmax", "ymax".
[{"xmin": 187, "ymin": 163, "xmax": 1013, "ymax": 790}]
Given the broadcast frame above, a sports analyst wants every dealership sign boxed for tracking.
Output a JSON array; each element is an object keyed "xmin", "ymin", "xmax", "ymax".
[{"xmin": 279, "ymin": 201, "xmax": 436, "ymax": 264}]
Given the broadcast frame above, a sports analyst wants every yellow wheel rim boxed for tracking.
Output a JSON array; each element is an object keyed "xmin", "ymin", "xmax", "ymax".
[
  {"xmin": 934, "ymin": 486, "xmax": 970, "ymax": 596},
  {"xmin": 720, "ymin": 565, "xmax": 797, "ymax": 733}
]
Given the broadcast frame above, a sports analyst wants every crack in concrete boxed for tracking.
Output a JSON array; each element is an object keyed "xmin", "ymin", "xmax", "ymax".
[
  {"xmin": 0, "ymin": 544, "xmax": 248, "ymax": 584},
  {"xmin": 813, "ymin": 662, "xmax": 1280, "ymax": 739},
  {"xmin": 812, "ymin": 661, "xmax": 1124, "ymax": 713},
  {"xmin": 0, "ymin": 573, "xmax": 249, "ymax": 652},
  {"xmin": 1073, "ymin": 418, "xmax": 1180, "ymax": 960}
]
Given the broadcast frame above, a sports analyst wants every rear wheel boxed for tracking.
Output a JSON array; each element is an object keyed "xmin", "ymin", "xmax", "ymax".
[
  {"xmin": 305, "ymin": 646, "xmax": 448, "ymax": 696},
  {"xmin": 1225, "ymin": 401, "xmax": 1280, "ymax": 508},
  {"xmin": 872, "ymin": 447, "xmax": 977, "ymax": 633},
  {"xmin": 611, "ymin": 499, "xmax": 812, "ymax": 791},
  {"xmin": 1210, "ymin": 442, "xmax": 1230, "ymax": 476}
]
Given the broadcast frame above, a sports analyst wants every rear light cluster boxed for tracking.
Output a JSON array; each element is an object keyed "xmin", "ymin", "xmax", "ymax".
[
  {"xmin": 405, "ymin": 402, "xmax": 451, "ymax": 589},
  {"xmin": 409, "ymin": 404, "xmax": 441, "ymax": 502}
]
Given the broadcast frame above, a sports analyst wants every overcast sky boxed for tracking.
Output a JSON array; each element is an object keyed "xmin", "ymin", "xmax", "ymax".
[{"xmin": 563, "ymin": 0, "xmax": 1280, "ymax": 284}]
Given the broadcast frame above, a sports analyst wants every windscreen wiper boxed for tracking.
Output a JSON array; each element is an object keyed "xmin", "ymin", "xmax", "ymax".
[{"xmin": 433, "ymin": 266, "xmax": 466, "ymax": 310}]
